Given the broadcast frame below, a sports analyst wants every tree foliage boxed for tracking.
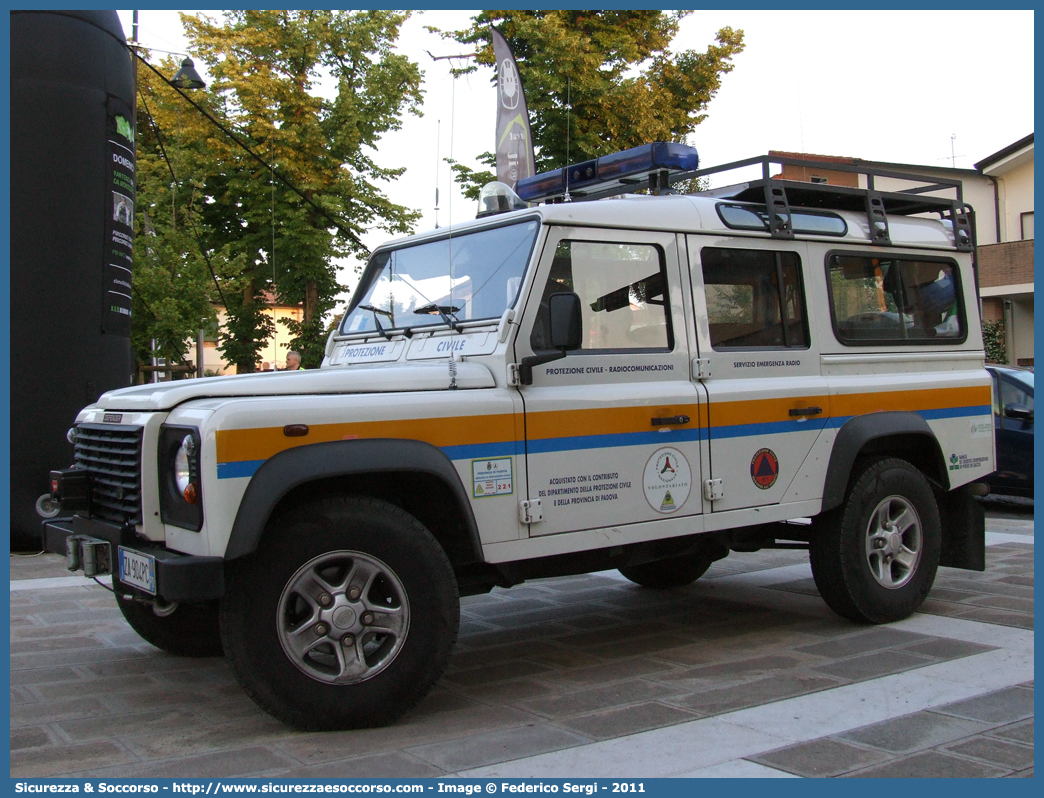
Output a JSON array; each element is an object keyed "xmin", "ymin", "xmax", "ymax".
[
  {"xmin": 437, "ymin": 11, "xmax": 744, "ymax": 197},
  {"xmin": 133, "ymin": 11, "xmax": 423, "ymax": 371}
]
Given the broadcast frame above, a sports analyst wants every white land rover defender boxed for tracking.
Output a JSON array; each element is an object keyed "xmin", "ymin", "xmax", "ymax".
[{"xmin": 44, "ymin": 144, "xmax": 993, "ymax": 730}]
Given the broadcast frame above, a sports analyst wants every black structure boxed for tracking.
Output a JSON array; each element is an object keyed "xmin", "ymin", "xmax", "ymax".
[{"xmin": 10, "ymin": 11, "xmax": 135, "ymax": 549}]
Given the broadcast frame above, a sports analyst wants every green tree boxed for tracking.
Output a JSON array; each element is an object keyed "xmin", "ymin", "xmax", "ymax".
[
  {"xmin": 135, "ymin": 11, "xmax": 423, "ymax": 372},
  {"xmin": 437, "ymin": 11, "xmax": 744, "ymax": 197},
  {"xmin": 132, "ymin": 64, "xmax": 219, "ymax": 376}
]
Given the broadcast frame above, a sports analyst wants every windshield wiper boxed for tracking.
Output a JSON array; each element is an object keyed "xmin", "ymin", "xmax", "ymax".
[
  {"xmin": 414, "ymin": 303, "xmax": 462, "ymax": 332},
  {"xmin": 359, "ymin": 305, "xmax": 392, "ymax": 340}
]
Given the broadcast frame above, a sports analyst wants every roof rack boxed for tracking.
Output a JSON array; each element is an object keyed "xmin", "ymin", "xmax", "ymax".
[
  {"xmin": 685, "ymin": 154, "xmax": 975, "ymax": 252},
  {"xmin": 520, "ymin": 146, "xmax": 975, "ymax": 252}
]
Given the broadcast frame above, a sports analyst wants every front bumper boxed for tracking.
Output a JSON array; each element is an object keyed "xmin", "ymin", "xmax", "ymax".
[{"xmin": 42, "ymin": 516, "xmax": 224, "ymax": 603}]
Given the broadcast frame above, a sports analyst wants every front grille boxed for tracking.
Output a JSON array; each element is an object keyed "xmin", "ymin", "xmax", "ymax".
[{"xmin": 73, "ymin": 423, "xmax": 144, "ymax": 526}]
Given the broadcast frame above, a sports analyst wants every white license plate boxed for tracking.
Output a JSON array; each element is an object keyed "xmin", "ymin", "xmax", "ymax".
[{"xmin": 118, "ymin": 547, "xmax": 156, "ymax": 595}]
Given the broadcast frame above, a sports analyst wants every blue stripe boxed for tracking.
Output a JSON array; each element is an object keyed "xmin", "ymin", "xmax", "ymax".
[
  {"xmin": 440, "ymin": 440, "xmax": 525, "ymax": 461},
  {"xmin": 826, "ymin": 404, "xmax": 992, "ymax": 430},
  {"xmin": 217, "ymin": 459, "xmax": 265, "ymax": 480}
]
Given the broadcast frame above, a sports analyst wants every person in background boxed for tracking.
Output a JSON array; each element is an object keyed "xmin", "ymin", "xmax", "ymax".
[{"xmin": 285, "ymin": 350, "xmax": 302, "ymax": 370}]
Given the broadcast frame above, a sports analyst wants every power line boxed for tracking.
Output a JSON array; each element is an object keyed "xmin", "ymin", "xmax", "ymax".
[{"xmin": 134, "ymin": 52, "xmax": 367, "ymax": 253}]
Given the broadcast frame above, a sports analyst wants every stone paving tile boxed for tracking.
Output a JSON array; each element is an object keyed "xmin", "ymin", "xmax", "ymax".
[
  {"xmin": 10, "ymin": 696, "xmax": 112, "ymax": 727},
  {"xmin": 584, "ymin": 632, "xmax": 699, "ymax": 660},
  {"xmin": 83, "ymin": 745, "xmax": 299, "ymax": 778},
  {"xmin": 965, "ymin": 594, "xmax": 1035, "ymax": 613},
  {"xmin": 1006, "ymin": 768, "xmax": 1034, "ymax": 778},
  {"xmin": 404, "ymin": 689, "xmax": 481, "ymax": 719},
  {"xmin": 551, "ymin": 620, "xmax": 679, "ymax": 649},
  {"xmin": 944, "ymin": 736, "xmax": 1035, "ymax": 770},
  {"xmin": 658, "ymin": 653, "xmax": 815, "ymax": 686},
  {"xmin": 458, "ymin": 622, "xmax": 577, "ymax": 647},
  {"xmin": 11, "ymin": 685, "xmax": 37, "ymax": 705},
  {"xmin": 942, "ymin": 578, "xmax": 1033, "ymax": 600},
  {"xmin": 11, "ymin": 740, "xmax": 139, "ymax": 778},
  {"xmin": 988, "ymin": 719, "xmax": 1033, "ymax": 746},
  {"xmin": 57, "ymin": 708, "xmax": 207, "ymax": 742},
  {"xmin": 10, "ymin": 645, "xmax": 154, "ymax": 669},
  {"xmin": 121, "ymin": 717, "xmax": 294, "ymax": 760},
  {"xmin": 835, "ymin": 710, "xmax": 992, "ymax": 754},
  {"xmin": 749, "ymin": 738, "xmax": 889, "ymax": 777},
  {"xmin": 11, "ymin": 726, "xmax": 56, "ymax": 751},
  {"xmin": 273, "ymin": 706, "xmax": 539, "ymax": 765},
  {"xmin": 515, "ymin": 678, "xmax": 680, "ymax": 720},
  {"xmin": 809, "ymin": 650, "xmax": 934, "ymax": 682},
  {"xmin": 665, "ymin": 673, "xmax": 844, "ymax": 716},
  {"xmin": 466, "ymin": 677, "xmax": 560, "ymax": 705},
  {"xmin": 843, "ymin": 750, "xmax": 1009, "ymax": 778},
  {"xmin": 794, "ymin": 627, "xmax": 931, "ymax": 659},
  {"xmin": 996, "ymin": 575, "xmax": 1034, "ymax": 587},
  {"xmin": 275, "ymin": 751, "xmax": 445, "ymax": 778},
  {"xmin": 462, "ymin": 597, "xmax": 561, "ymax": 620},
  {"xmin": 406, "ymin": 723, "xmax": 590, "ymax": 772},
  {"xmin": 483, "ymin": 603, "xmax": 623, "ymax": 630},
  {"xmin": 553, "ymin": 701, "xmax": 700, "ymax": 741},
  {"xmin": 443, "ymin": 660, "xmax": 554, "ymax": 688},
  {"xmin": 952, "ymin": 607, "xmax": 1033, "ymax": 630},
  {"xmin": 930, "ymin": 686, "xmax": 1034, "ymax": 724},
  {"xmin": 541, "ymin": 655, "xmax": 678, "ymax": 687},
  {"xmin": 900, "ymin": 637, "xmax": 996, "ymax": 660}
]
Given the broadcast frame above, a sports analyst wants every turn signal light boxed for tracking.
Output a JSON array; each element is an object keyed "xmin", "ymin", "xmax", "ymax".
[{"xmin": 183, "ymin": 483, "xmax": 199, "ymax": 504}]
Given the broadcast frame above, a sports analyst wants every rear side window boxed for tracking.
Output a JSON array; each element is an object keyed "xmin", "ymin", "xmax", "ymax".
[
  {"xmin": 700, "ymin": 247, "xmax": 809, "ymax": 350},
  {"xmin": 828, "ymin": 254, "xmax": 964, "ymax": 344}
]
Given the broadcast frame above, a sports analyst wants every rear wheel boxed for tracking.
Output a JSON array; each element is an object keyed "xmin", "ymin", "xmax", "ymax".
[
  {"xmin": 221, "ymin": 495, "xmax": 459, "ymax": 730},
  {"xmin": 810, "ymin": 457, "xmax": 940, "ymax": 624},
  {"xmin": 115, "ymin": 594, "xmax": 223, "ymax": 657},
  {"xmin": 618, "ymin": 553, "xmax": 714, "ymax": 589}
]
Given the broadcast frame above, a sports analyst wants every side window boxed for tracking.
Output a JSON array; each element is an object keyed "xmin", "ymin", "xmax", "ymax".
[
  {"xmin": 828, "ymin": 255, "xmax": 964, "ymax": 343},
  {"xmin": 701, "ymin": 247, "xmax": 809, "ymax": 350},
  {"xmin": 530, "ymin": 240, "xmax": 671, "ymax": 351}
]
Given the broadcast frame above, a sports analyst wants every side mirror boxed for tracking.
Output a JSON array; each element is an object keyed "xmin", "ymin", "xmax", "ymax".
[
  {"xmin": 1004, "ymin": 403, "xmax": 1034, "ymax": 423},
  {"xmin": 519, "ymin": 292, "xmax": 583, "ymax": 385},
  {"xmin": 548, "ymin": 292, "xmax": 582, "ymax": 351}
]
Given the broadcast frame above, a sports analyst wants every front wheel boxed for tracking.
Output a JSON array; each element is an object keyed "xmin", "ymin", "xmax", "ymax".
[
  {"xmin": 220, "ymin": 496, "xmax": 459, "ymax": 730},
  {"xmin": 810, "ymin": 457, "xmax": 941, "ymax": 624}
]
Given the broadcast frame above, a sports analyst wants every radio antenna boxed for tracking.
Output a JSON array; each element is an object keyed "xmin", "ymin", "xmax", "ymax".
[
  {"xmin": 434, "ymin": 119, "xmax": 441, "ymax": 228},
  {"xmin": 564, "ymin": 75, "xmax": 571, "ymax": 203}
]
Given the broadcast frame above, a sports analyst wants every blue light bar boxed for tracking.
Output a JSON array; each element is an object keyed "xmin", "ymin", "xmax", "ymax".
[{"xmin": 516, "ymin": 142, "xmax": 698, "ymax": 203}]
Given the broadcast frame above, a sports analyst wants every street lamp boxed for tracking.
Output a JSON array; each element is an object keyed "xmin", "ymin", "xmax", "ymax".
[{"xmin": 170, "ymin": 57, "xmax": 206, "ymax": 90}]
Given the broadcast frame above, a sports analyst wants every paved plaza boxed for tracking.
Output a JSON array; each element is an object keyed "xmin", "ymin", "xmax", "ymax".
[{"xmin": 10, "ymin": 502, "xmax": 1033, "ymax": 778}]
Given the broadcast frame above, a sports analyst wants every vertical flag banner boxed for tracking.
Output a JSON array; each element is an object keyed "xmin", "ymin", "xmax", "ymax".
[{"xmin": 491, "ymin": 26, "xmax": 535, "ymax": 192}]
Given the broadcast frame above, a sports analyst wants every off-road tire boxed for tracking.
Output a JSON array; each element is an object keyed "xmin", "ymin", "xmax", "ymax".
[
  {"xmin": 618, "ymin": 553, "xmax": 714, "ymax": 589},
  {"xmin": 220, "ymin": 495, "xmax": 459, "ymax": 731},
  {"xmin": 115, "ymin": 594, "xmax": 223, "ymax": 657},
  {"xmin": 810, "ymin": 457, "xmax": 941, "ymax": 624}
]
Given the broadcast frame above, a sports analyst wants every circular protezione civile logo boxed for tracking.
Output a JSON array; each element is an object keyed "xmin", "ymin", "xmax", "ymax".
[
  {"xmin": 643, "ymin": 447, "xmax": 691, "ymax": 513},
  {"xmin": 750, "ymin": 448, "xmax": 779, "ymax": 490}
]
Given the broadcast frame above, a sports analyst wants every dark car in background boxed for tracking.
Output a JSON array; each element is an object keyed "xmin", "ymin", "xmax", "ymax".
[{"xmin": 985, "ymin": 365, "xmax": 1034, "ymax": 498}]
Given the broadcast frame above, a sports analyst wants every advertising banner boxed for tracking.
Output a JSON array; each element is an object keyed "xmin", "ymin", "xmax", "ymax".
[
  {"xmin": 491, "ymin": 26, "xmax": 535, "ymax": 192},
  {"xmin": 103, "ymin": 95, "xmax": 135, "ymax": 336}
]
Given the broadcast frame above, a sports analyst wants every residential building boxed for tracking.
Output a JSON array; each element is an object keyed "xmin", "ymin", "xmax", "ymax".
[
  {"xmin": 769, "ymin": 137, "xmax": 1033, "ymax": 366},
  {"xmin": 199, "ymin": 292, "xmax": 304, "ymax": 375}
]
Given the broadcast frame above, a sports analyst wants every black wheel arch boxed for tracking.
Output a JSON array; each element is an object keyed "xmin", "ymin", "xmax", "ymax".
[
  {"xmin": 822, "ymin": 411, "xmax": 949, "ymax": 513},
  {"xmin": 224, "ymin": 439, "xmax": 483, "ymax": 569}
]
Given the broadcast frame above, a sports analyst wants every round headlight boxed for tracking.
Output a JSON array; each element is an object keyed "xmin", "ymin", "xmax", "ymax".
[{"xmin": 174, "ymin": 436, "xmax": 193, "ymax": 495}]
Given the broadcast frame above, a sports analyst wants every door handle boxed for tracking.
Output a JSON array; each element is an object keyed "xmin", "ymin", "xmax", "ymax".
[
  {"xmin": 789, "ymin": 407, "xmax": 823, "ymax": 417},
  {"xmin": 651, "ymin": 415, "xmax": 690, "ymax": 426}
]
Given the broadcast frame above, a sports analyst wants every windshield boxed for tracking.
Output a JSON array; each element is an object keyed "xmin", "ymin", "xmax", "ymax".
[{"xmin": 341, "ymin": 220, "xmax": 540, "ymax": 335}]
